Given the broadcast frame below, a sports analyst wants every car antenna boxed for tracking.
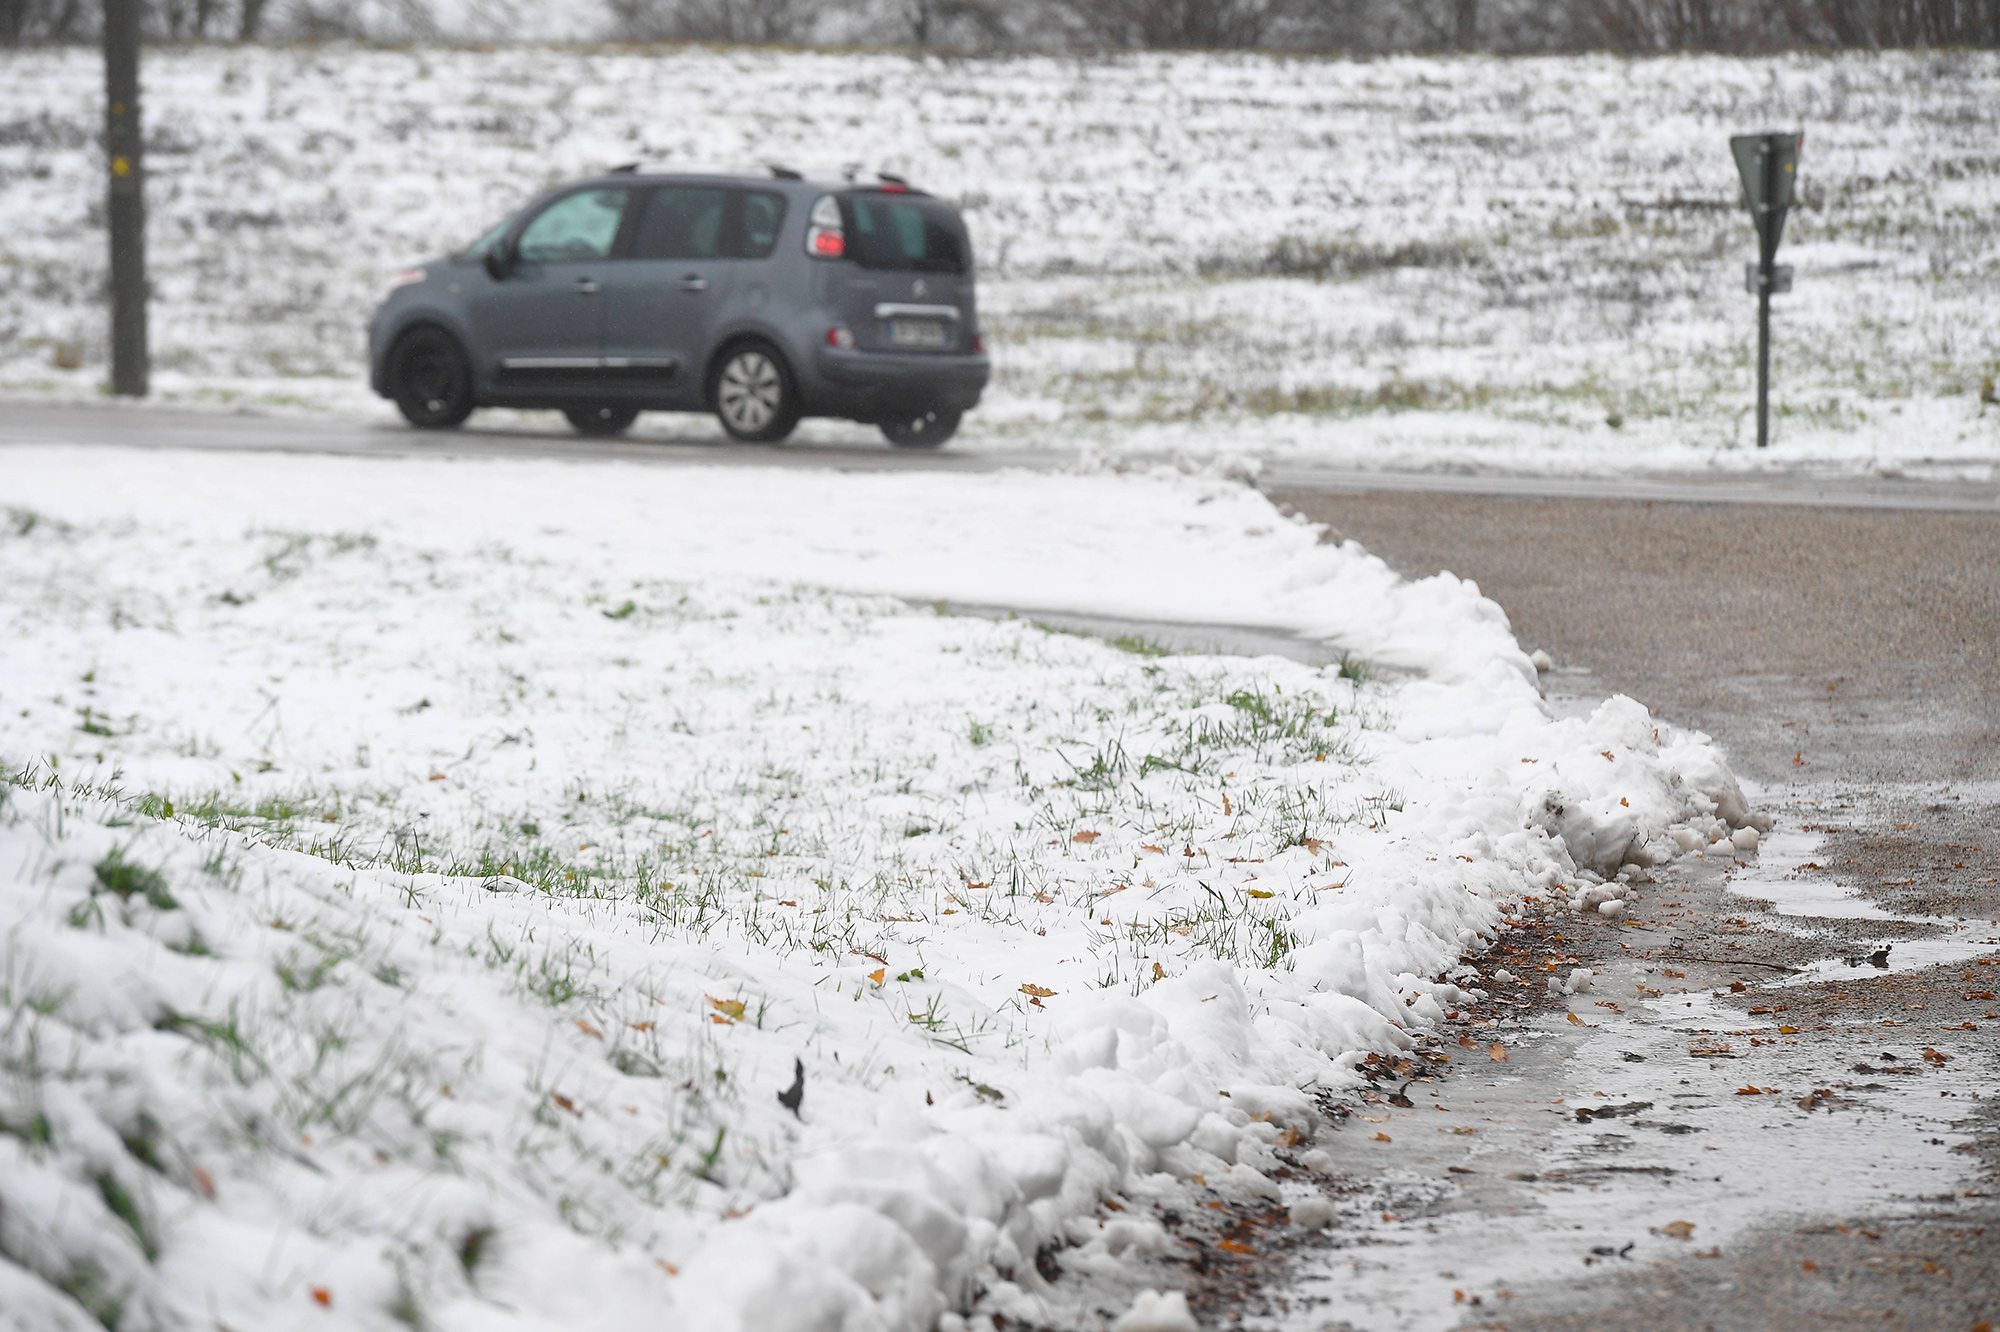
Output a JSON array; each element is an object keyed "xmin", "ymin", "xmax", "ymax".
[
  {"xmin": 841, "ymin": 162, "xmax": 861, "ymax": 182},
  {"xmin": 877, "ymin": 171, "xmax": 910, "ymax": 186},
  {"xmin": 608, "ymin": 162, "xmax": 639, "ymax": 174},
  {"xmin": 768, "ymin": 164, "xmax": 803, "ymax": 180}
]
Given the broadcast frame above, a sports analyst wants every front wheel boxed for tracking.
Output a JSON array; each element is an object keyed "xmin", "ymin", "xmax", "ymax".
[
  {"xmin": 564, "ymin": 405, "xmax": 640, "ymax": 437},
  {"xmin": 880, "ymin": 406, "xmax": 961, "ymax": 449},
  {"xmin": 388, "ymin": 326, "xmax": 475, "ymax": 430},
  {"xmin": 711, "ymin": 343, "xmax": 799, "ymax": 443}
]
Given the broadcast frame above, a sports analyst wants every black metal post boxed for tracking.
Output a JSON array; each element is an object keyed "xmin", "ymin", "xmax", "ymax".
[
  {"xmin": 104, "ymin": 0, "xmax": 147, "ymax": 397},
  {"xmin": 1755, "ymin": 140, "xmax": 1784, "ymax": 450},
  {"xmin": 1756, "ymin": 272, "xmax": 1771, "ymax": 450}
]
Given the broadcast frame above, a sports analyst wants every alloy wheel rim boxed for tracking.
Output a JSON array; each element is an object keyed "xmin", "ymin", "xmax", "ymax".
[{"xmin": 719, "ymin": 353, "xmax": 780, "ymax": 431}]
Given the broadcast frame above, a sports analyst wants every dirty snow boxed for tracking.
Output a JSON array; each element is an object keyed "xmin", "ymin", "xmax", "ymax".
[{"xmin": 0, "ymin": 445, "xmax": 1777, "ymax": 1329}]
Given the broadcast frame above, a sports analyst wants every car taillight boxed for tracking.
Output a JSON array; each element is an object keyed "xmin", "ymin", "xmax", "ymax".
[
  {"xmin": 972, "ymin": 333, "xmax": 986, "ymax": 354},
  {"xmin": 805, "ymin": 194, "xmax": 844, "ymax": 260},
  {"xmin": 389, "ymin": 267, "xmax": 427, "ymax": 289},
  {"xmin": 826, "ymin": 327, "xmax": 855, "ymax": 349}
]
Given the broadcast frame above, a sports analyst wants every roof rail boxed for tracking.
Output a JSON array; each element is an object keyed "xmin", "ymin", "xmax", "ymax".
[{"xmin": 768, "ymin": 164, "xmax": 803, "ymax": 180}]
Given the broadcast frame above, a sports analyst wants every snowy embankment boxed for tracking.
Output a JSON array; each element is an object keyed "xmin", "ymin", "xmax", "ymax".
[
  {"xmin": 2, "ymin": 45, "xmax": 1998, "ymax": 476},
  {"xmin": 0, "ymin": 448, "xmax": 1763, "ymax": 1331}
]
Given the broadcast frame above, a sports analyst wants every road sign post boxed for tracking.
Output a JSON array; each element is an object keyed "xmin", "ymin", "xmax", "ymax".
[
  {"xmin": 104, "ymin": 0, "xmax": 147, "ymax": 397},
  {"xmin": 1731, "ymin": 131, "xmax": 1801, "ymax": 449}
]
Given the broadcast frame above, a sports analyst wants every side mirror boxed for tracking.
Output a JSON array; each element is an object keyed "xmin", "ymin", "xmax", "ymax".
[{"xmin": 483, "ymin": 243, "xmax": 514, "ymax": 280}]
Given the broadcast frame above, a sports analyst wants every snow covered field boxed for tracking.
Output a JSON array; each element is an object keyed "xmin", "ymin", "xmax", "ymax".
[
  {"xmin": 0, "ymin": 446, "xmax": 1771, "ymax": 1330},
  {"xmin": 2, "ymin": 45, "xmax": 1997, "ymax": 477}
]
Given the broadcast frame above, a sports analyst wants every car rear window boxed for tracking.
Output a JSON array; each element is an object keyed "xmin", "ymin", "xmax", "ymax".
[{"xmin": 843, "ymin": 193, "xmax": 967, "ymax": 273}]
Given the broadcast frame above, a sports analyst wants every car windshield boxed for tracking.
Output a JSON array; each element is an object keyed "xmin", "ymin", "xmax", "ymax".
[
  {"xmin": 457, "ymin": 211, "xmax": 517, "ymax": 260},
  {"xmin": 843, "ymin": 193, "xmax": 967, "ymax": 273}
]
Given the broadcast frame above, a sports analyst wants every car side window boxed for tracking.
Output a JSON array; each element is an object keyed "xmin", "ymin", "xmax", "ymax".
[
  {"xmin": 738, "ymin": 191, "xmax": 786, "ymax": 258},
  {"xmin": 515, "ymin": 189, "xmax": 629, "ymax": 263},
  {"xmin": 630, "ymin": 186, "xmax": 728, "ymax": 260}
]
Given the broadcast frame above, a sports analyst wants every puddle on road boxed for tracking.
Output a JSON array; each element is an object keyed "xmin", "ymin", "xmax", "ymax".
[
  {"xmin": 1778, "ymin": 929, "xmax": 2000, "ymax": 988},
  {"xmin": 1724, "ymin": 828, "xmax": 1904, "ymax": 920},
  {"xmin": 1716, "ymin": 825, "xmax": 2000, "ymax": 988}
]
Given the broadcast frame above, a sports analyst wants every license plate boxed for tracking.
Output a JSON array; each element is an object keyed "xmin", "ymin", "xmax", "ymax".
[{"xmin": 888, "ymin": 319, "xmax": 949, "ymax": 348}]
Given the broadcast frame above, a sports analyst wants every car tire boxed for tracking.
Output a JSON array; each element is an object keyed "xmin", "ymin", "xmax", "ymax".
[
  {"xmin": 564, "ymin": 405, "xmax": 640, "ymax": 437},
  {"xmin": 711, "ymin": 342, "xmax": 800, "ymax": 443},
  {"xmin": 880, "ymin": 406, "xmax": 962, "ymax": 449},
  {"xmin": 388, "ymin": 326, "xmax": 475, "ymax": 430}
]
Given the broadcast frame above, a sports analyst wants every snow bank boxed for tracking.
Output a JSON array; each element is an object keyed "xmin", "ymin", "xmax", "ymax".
[{"xmin": 0, "ymin": 447, "xmax": 1762, "ymax": 1329}]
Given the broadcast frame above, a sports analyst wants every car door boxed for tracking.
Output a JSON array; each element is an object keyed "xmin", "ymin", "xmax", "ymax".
[
  {"xmin": 599, "ymin": 184, "xmax": 740, "ymax": 407},
  {"xmin": 466, "ymin": 187, "xmax": 630, "ymax": 395}
]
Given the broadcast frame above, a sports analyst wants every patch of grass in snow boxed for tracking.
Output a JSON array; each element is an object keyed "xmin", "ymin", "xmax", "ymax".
[
  {"xmin": 1243, "ymin": 376, "xmax": 1500, "ymax": 417},
  {"xmin": 94, "ymin": 1171, "xmax": 156, "ymax": 1261},
  {"xmin": 91, "ymin": 847, "xmax": 176, "ymax": 910},
  {"xmin": 1107, "ymin": 633, "xmax": 1172, "ymax": 658},
  {"xmin": 155, "ymin": 1005, "xmax": 270, "ymax": 1083},
  {"xmin": 1220, "ymin": 235, "xmax": 1488, "ymax": 281},
  {"xmin": 4, "ymin": 506, "xmax": 67, "ymax": 540},
  {"xmin": 129, "ymin": 785, "xmax": 362, "ymax": 853},
  {"xmin": 57, "ymin": 1264, "xmax": 124, "ymax": 1329}
]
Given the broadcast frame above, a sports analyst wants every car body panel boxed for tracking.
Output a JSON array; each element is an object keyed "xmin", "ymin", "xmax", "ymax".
[
  {"xmin": 464, "ymin": 256, "xmax": 609, "ymax": 398},
  {"xmin": 599, "ymin": 256, "xmax": 737, "ymax": 406},
  {"xmin": 367, "ymin": 173, "xmax": 990, "ymax": 428}
]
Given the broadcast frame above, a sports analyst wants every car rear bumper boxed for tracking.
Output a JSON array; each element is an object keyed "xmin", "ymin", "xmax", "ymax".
[{"xmin": 810, "ymin": 348, "xmax": 989, "ymax": 416}]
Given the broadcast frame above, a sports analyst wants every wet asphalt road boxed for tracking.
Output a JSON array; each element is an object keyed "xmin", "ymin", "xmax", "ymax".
[
  {"xmin": 1267, "ymin": 487, "xmax": 2000, "ymax": 1332},
  {"xmin": 1268, "ymin": 490, "xmax": 2000, "ymax": 793}
]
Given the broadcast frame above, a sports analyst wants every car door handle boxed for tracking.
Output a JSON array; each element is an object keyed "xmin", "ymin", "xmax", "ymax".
[
  {"xmin": 677, "ymin": 275, "xmax": 708, "ymax": 293},
  {"xmin": 572, "ymin": 278, "xmax": 600, "ymax": 295}
]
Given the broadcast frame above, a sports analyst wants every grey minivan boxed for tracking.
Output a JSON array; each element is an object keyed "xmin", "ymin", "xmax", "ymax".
[{"xmin": 367, "ymin": 168, "xmax": 989, "ymax": 448}]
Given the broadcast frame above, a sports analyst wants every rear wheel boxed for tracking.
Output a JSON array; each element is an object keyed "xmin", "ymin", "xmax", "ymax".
[
  {"xmin": 880, "ymin": 406, "xmax": 961, "ymax": 449},
  {"xmin": 388, "ymin": 326, "xmax": 474, "ymax": 429},
  {"xmin": 564, "ymin": 405, "xmax": 640, "ymax": 437},
  {"xmin": 711, "ymin": 342, "xmax": 799, "ymax": 443}
]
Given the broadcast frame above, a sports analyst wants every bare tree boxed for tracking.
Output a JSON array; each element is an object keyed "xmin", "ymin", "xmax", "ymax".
[
  {"xmin": 2, "ymin": 0, "xmax": 1996, "ymax": 52},
  {"xmin": 607, "ymin": 0, "xmax": 819, "ymax": 42},
  {"xmin": 904, "ymin": 0, "xmax": 1012, "ymax": 49},
  {"xmin": 1050, "ymin": 0, "xmax": 1298, "ymax": 48}
]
